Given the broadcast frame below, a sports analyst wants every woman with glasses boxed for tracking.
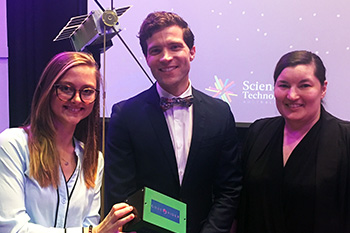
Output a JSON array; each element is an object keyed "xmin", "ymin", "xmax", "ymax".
[{"xmin": 0, "ymin": 52, "xmax": 134, "ymax": 233}]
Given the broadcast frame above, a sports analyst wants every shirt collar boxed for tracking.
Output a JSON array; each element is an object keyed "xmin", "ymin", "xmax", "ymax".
[{"xmin": 156, "ymin": 81, "xmax": 192, "ymax": 99}]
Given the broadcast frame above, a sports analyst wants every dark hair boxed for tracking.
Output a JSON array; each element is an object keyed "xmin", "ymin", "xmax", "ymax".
[
  {"xmin": 138, "ymin": 11, "xmax": 195, "ymax": 56},
  {"xmin": 273, "ymin": 50, "xmax": 326, "ymax": 85}
]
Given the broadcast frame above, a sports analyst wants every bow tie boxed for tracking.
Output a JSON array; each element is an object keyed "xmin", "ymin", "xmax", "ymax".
[{"xmin": 160, "ymin": 95, "xmax": 194, "ymax": 111}]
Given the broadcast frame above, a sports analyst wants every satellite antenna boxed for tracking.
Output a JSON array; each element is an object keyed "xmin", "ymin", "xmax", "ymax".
[{"xmin": 53, "ymin": 0, "xmax": 154, "ymax": 217}]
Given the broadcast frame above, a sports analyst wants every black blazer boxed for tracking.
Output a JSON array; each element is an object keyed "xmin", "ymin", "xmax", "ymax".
[
  {"xmin": 105, "ymin": 84, "xmax": 242, "ymax": 233},
  {"xmin": 238, "ymin": 107, "xmax": 350, "ymax": 233}
]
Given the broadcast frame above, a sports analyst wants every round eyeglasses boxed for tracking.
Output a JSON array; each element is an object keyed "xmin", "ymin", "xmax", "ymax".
[{"xmin": 54, "ymin": 84, "xmax": 99, "ymax": 104}]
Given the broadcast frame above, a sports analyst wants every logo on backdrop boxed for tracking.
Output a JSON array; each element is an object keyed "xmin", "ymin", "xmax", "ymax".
[
  {"xmin": 205, "ymin": 75, "xmax": 237, "ymax": 106},
  {"xmin": 206, "ymin": 76, "xmax": 275, "ymax": 105},
  {"xmin": 242, "ymin": 80, "xmax": 275, "ymax": 103}
]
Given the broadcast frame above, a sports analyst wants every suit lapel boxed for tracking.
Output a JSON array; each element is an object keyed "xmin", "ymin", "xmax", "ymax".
[
  {"xmin": 182, "ymin": 88, "xmax": 206, "ymax": 183},
  {"xmin": 144, "ymin": 85, "xmax": 180, "ymax": 184}
]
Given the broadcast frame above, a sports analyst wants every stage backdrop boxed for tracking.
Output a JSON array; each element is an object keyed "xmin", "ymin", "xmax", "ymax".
[{"xmin": 87, "ymin": 0, "xmax": 350, "ymax": 124}]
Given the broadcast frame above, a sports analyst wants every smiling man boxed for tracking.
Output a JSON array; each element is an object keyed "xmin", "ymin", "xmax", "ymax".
[{"xmin": 104, "ymin": 11, "xmax": 242, "ymax": 233}]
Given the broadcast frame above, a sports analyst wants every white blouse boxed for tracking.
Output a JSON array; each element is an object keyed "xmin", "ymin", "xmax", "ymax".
[{"xmin": 0, "ymin": 128, "xmax": 104, "ymax": 233}]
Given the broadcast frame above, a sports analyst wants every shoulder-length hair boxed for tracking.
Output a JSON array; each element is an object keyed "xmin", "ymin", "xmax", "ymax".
[{"xmin": 26, "ymin": 51, "xmax": 101, "ymax": 189}]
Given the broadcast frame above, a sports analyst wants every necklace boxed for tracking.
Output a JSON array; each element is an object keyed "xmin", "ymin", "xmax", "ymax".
[{"xmin": 61, "ymin": 157, "xmax": 69, "ymax": 166}]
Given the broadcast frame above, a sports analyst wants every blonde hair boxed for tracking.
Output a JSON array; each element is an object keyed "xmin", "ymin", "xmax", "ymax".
[{"xmin": 26, "ymin": 52, "xmax": 101, "ymax": 189}]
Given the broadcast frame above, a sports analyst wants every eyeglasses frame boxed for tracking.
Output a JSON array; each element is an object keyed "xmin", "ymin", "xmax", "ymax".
[{"xmin": 53, "ymin": 84, "xmax": 99, "ymax": 104}]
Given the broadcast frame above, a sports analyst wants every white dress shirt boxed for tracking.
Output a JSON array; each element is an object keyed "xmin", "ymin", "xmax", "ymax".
[
  {"xmin": 156, "ymin": 82, "xmax": 193, "ymax": 185},
  {"xmin": 0, "ymin": 128, "xmax": 104, "ymax": 233}
]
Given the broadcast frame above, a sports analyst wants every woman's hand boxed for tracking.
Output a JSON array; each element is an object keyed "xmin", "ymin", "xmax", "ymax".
[{"xmin": 93, "ymin": 203, "xmax": 135, "ymax": 233}]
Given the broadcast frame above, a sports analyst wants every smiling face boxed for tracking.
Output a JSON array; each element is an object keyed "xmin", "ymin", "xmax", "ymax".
[
  {"xmin": 50, "ymin": 65, "xmax": 97, "ymax": 129},
  {"xmin": 274, "ymin": 64, "xmax": 327, "ymax": 128},
  {"xmin": 146, "ymin": 25, "xmax": 196, "ymax": 96}
]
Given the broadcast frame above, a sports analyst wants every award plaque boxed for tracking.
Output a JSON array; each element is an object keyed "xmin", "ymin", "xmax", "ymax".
[{"xmin": 123, "ymin": 187, "xmax": 186, "ymax": 233}]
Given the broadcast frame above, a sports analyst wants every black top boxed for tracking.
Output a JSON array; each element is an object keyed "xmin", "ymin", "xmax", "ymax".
[{"xmin": 237, "ymin": 107, "xmax": 350, "ymax": 233}]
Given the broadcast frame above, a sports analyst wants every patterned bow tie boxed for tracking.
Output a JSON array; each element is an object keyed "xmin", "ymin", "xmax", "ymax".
[{"xmin": 160, "ymin": 95, "xmax": 194, "ymax": 111}]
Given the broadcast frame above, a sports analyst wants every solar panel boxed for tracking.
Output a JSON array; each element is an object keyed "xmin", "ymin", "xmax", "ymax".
[
  {"xmin": 53, "ymin": 14, "xmax": 89, "ymax": 41},
  {"xmin": 53, "ymin": 6, "xmax": 132, "ymax": 52}
]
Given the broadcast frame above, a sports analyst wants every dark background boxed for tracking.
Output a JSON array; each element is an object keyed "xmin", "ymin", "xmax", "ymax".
[{"xmin": 7, "ymin": 0, "xmax": 86, "ymax": 127}]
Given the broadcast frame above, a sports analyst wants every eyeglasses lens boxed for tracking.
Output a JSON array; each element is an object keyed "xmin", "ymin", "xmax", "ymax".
[{"xmin": 55, "ymin": 84, "xmax": 97, "ymax": 104}]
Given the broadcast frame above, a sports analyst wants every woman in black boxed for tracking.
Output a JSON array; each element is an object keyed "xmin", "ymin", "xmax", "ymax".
[{"xmin": 237, "ymin": 50, "xmax": 350, "ymax": 233}]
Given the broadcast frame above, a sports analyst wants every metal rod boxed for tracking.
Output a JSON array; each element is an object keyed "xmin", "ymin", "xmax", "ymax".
[
  {"xmin": 100, "ymin": 25, "xmax": 107, "ymax": 220},
  {"xmin": 115, "ymin": 32, "xmax": 154, "ymax": 84},
  {"xmin": 94, "ymin": 0, "xmax": 105, "ymax": 11}
]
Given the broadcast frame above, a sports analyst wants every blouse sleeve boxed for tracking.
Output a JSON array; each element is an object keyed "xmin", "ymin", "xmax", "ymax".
[{"xmin": 0, "ymin": 128, "xmax": 98, "ymax": 233}]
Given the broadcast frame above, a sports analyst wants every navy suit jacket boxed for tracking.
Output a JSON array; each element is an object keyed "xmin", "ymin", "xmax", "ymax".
[{"xmin": 105, "ymin": 84, "xmax": 242, "ymax": 233}]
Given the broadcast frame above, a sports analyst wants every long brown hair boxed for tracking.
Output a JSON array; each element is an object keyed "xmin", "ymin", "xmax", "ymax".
[{"xmin": 26, "ymin": 52, "xmax": 101, "ymax": 189}]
